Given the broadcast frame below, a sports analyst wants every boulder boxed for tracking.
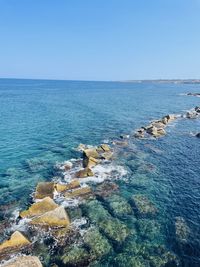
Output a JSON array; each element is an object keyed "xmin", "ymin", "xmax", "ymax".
[
  {"xmin": 132, "ymin": 194, "xmax": 157, "ymax": 216},
  {"xmin": 0, "ymin": 231, "xmax": 30, "ymax": 257},
  {"xmin": 99, "ymin": 144, "xmax": 111, "ymax": 152},
  {"xmin": 83, "ymin": 148, "xmax": 100, "ymax": 159},
  {"xmin": 75, "ymin": 167, "xmax": 94, "ymax": 178},
  {"xmin": 35, "ymin": 182, "xmax": 54, "ymax": 199},
  {"xmin": 55, "ymin": 180, "xmax": 80, "ymax": 193},
  {"xmin": 151, "ymin": 121, "xmax": 166, "ymax": 128},
  {"xmin": 196, "ymin": 133, "xmax": 200, "ymax": 138},
  {"xmin": 187, "ymin": 93, "xmax": 200, "ymax": 97},
  {"xmin": 83, "ymin": 156, "xmax": 99, "ymax": 168},
  {"xmin": 30, "ymin": 206, "xmax": 70, "ymax": 228},
  {"xmin": 2, "ymin": 256, "xmax": 43, "ymax": 267},
  {"xmin": 156, "ymin": 127, "xmax": 166, "ymax": 136},
  {"xmin": 195, "ymin": 106, "xmax": 200, "ymax": 113},
  {"xmin": 146, "ymin": 126, "xmax": 166, "ymax": 137},
  {"xmin": 20, "ymin": 197, "xmax": 58, "ymax": 218},
  {"xmin": 186, "ymin": 110, "xmax": 199, "ymax": 119},
  {"xmin": 64, "ymin": 186, "xmax": 92, "ymax": 198},
  {"xmin": 101, "ymin": 151, "xmax": 113, "ymax": 160},
  {"xmin": 76, "ymin": 143, "xmax": 88, "ymax": 151},
  {"xmin": 161, "ymin": 117, "xmax": 169, "ymax": 124},
  {"xmin": 134, "ymin": 129, "xmax": 145, "ymax": 138},
  {"xmin": 163, "ymin": 114, "xmax": 176, "ymax": 122}
]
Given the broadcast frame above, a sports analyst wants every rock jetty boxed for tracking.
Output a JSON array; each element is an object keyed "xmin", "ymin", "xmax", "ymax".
[{"xmin": 134, "ymin": 114, "xmax": 176, "ymax": 138}]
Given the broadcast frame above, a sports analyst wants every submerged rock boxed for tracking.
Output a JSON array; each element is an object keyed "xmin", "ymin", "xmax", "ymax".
[
  {"xmin": 95, "ymin": 182, "xmax": 119, "ymax": 197},
  {"xmin": 113, "ymin": 141, "xmax": 129, "ymax": 147},
  {"xmin": 30, "ymin": 206, "xmax": 70, "ymax": 228},
  {"xmin": 64, "ymin": 186, "xmax": 92, "ymax": 199},
  {"xmin": 55, "ymin": 180, "xmax": 80, "ymax": 193},
  {"xmin": 20, "ymin": 197, "xmax": 58, "ymax": 218},
  {"xmin": 0, "ymin": 231, "xmax": 30, "ymax": 258},
  {"xmin": 84, "ymin": 228, "xmax": 112, "ymax": 260},
  {"xmin": 137, "ymin": 219, "xmax": 161, "ymax": 241},
  {"xmin": 99, "ymin": 218, "xmax": 130, "ymax": 243},
  {"xmin": 83, "ymin": 200, "xmax": 110, "ymax": 224},
  {"xmin": 61, "ymin": 245, "xmax": 89, "ymax": 266},
  {"xmin": 35, "ymin": 182, "xmax": 55, "ymax": 199},
  {"xmin": 75, "ymin": 167, "xmax": 94, "ymax": 178},
  {"xmin": 175, "ymin": 216, "xmax": 190, "ymax": 242},
  {"xmin": 105, "ymin": 194, "xmax": 132, "ymax": 217},
  {"xmin": 114, "ymin": 254, "xmax": 150, "ymax": 267},
  {"xmin": 132, "ymin": 194, "xmax": 157, "ymax": 216},
  {"xmin": 2, "ymin": 256, "xmax": 43, "ymax": 267},
  {"xmin": 148, "ymin": 252, "xmax": 179, "ymax": 267}
]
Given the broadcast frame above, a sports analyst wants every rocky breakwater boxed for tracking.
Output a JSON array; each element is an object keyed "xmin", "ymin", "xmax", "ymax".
[
  {"xmin": 134, "ymin": 114, "xmax": 177, "ymax": 138},
  {"xmin": 0, "ymin": 143, "xmax": 125, "ymax": 266},
  {"xmin": 185, "ymin": 106, "xmax": 200, "ymax": 119},
  {"xmin": 187, "ymin": 92, "xmax": 200, "ymax": 97}
]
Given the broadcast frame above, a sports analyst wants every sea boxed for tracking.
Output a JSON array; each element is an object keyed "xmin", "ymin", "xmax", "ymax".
[{"xmin": 0, "ymin": 78, "xmax": 200, "ymax": 266}]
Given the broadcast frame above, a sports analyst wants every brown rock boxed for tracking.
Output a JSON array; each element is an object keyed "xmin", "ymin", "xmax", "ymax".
[
  {"xmin": 95, "ymin": 182, "xmax": 119, "ymax": 197},
  {"xmin": 19, "ymin": 197, "xmax": 58, "ymax": 218},
  {"xmin": 101, "ymin": 151, "xmax": 113, "ymax": 160},
  {"xmin": 2, "ymin": 256, "xmax": 43, "ymax": 267},
  {"xmin": 64, "ymin": 187, "xmax": 92, "ymax": 198},
  {"xmin": 100, "ymin": 144, "xmax": 111, "ymax": 152},
  {"xmin": 75, "ymin": 167, "xmax": 94, "ymax": 178},
  {"xmin": 83, "ymin": 156, "xmax": 99, "ymax": 168},
  {"xmin": 83, "ymin": 148, "xmax": 99, "ymax": 159},
  {"xmin": 30, "ymin": 206, "xmax": 70, "ymax": 228},
  {"xmin": 35, "ymin": 182, "xmax": 54, "ymax": 199},
  {"xmin": 0, "ymin": 231, "xmax": 30, "ymax": 257},
  {"xmin": 163, "ymin": 114, "xmax": 176, "ymax": 122},
  {"xmin": 55, "ymin": 180, "xmax": 80, "ymax": 193},
  {"xmin": 152, "ymin": 121, "xmax": 166, "ymax": 128}
]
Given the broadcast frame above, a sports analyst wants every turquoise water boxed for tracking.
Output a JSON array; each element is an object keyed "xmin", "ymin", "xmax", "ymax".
[{"xmin": 0, "ymin": 79, "xmax": 200, "ymax": 266}]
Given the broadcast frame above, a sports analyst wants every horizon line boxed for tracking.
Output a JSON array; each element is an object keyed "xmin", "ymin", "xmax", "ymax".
[{"xmin": 0, "ymin": 77, "xmax": 200, "ymax": 83}]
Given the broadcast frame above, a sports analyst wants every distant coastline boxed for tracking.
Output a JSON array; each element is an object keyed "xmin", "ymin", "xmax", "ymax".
[
  {"xmin": 121, "ymin": 79, "xmax": 200, "ymax": 84},
  {"xmin": 1, "ymin": 77, "xmax": 200, "ymax": 84}
]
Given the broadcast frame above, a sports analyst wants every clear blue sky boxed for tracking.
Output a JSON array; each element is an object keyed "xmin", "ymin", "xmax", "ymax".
[{"xmin": 0, "ymin": 0, "xmax": 200, "ymax": 81}]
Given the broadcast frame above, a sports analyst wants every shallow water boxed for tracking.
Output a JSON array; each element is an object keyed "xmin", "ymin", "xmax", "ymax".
[{"xmin": 0, "ymin": 79, "xmax": 200, "ymax": 266}]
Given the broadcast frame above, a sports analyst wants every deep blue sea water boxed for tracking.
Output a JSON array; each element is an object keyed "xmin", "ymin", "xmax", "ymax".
[{"xmin": 0, "ymin": 79, "xmax": 200, "ymax": 266}]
